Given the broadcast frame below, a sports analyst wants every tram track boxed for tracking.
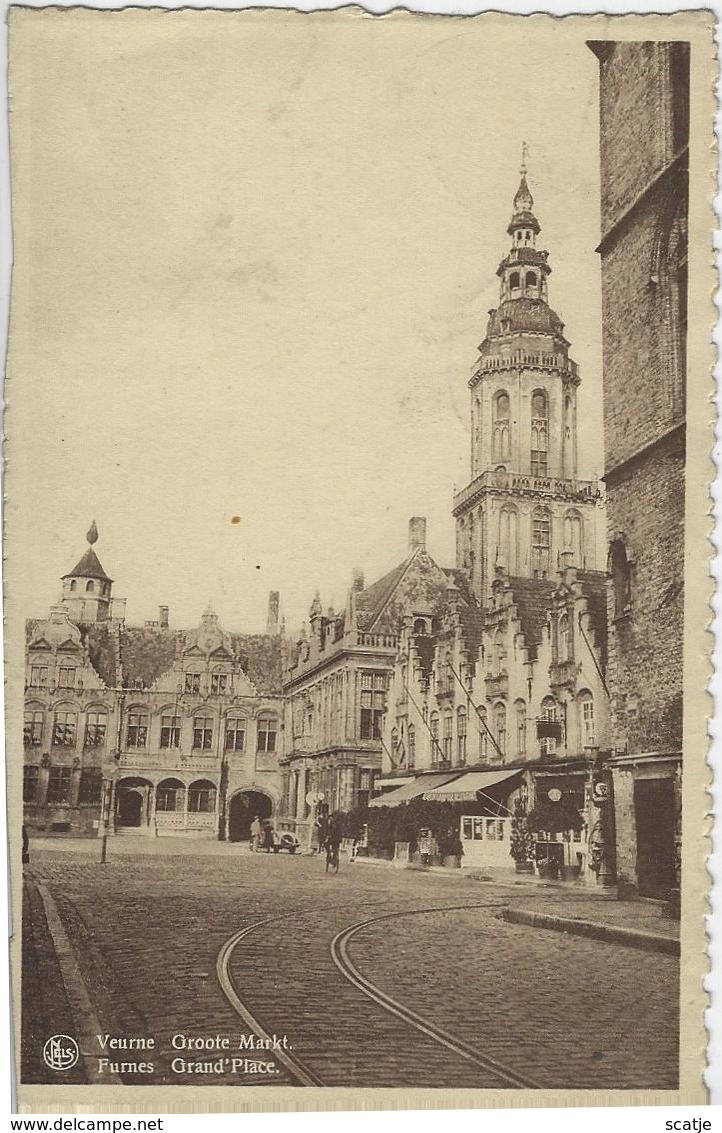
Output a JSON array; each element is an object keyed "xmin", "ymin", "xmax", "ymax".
[{"xmin": 217, "ymin": 900, "xmax": 540, "ymax": 1089}]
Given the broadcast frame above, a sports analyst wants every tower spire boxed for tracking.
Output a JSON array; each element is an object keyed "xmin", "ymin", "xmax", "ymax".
[{"xmin": 520, "ymin": 140, "xmax": 529, "ymax": 177}]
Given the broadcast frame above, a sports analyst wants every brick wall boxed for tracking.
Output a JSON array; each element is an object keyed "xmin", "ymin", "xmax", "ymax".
[{"xmin": 605, "ymin": 428, "xmax": 684, "ymax": 754}]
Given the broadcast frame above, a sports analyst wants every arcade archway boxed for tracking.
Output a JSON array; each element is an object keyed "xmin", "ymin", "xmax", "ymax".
[{"xmin": 228, "ymin": 789, "xmax": 272, "ymax": 843}]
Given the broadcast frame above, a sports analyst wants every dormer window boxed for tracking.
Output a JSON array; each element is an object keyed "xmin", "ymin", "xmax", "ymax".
[{"xmin": 185, "ymin": 672, "xmax": 202, "ymax": 695}]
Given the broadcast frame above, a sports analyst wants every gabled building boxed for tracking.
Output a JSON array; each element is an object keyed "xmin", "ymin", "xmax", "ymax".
[
  {"xmin": 23, "ymin": 525, "xmax": 284, "ymax": 842},
  {"xmin": 279, "ymin": 517, "xmax": 470, "ymax": 844}
]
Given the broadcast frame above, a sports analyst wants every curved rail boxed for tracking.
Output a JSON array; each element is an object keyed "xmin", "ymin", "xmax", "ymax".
[
  {"xmin": 217, "ymin": 912, "xmax": 324, "ymax": 1086},
  {"xmin": 330, "ymin": 904, "xmax": 542, "ymax": 1090},
  {"xmin": 218, "ymin": 901, "xmax": 541, "ymax": 1090}
]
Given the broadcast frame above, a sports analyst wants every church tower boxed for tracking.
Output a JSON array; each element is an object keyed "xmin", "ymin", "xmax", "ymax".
[
  {"xmin": 61, "ymin": 520, "xmax": 114, "ymax": 622},
  {"xmin": 453, "ymin": 154, "xmax": 600, "ymax": 604}
]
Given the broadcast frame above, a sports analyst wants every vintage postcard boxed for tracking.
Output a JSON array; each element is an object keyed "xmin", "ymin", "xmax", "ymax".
[{"xmin": 5, "ymin": 7, "xmax": 715, "ymax": 1113}]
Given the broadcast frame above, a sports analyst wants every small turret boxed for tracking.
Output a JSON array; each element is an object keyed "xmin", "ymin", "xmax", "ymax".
[{"xmin": 61, "ymin": 521, "xmax": 113, "ymax": 623}]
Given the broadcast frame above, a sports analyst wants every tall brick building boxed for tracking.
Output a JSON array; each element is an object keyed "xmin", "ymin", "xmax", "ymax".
[
  {"xmin": 589, "ymin": 41, "xmax": 688, "ymax": 899},
  {"xmin": 23, "ymin": 525, "xmax": 284, "ymax": 842}
]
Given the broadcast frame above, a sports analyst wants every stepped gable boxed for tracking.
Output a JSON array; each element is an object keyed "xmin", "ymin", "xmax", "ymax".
[
  {"xmin": 457, "ymin": 604, "xmax": 486, "ymax": 657},
  {"xmin": 119, "ymin": 626, "xmax": 183, "ymax": 689},
  {"xmin": 413, "ymin": 634, "xmax": 436, "ymax": 681},
  {"xmin": 230, "ymin": 633, "xmax": 283, "ymax": 695},
  {"xmin": 577, "ymin": 569, "xmax": 609, "ymax": 667},
  {"xmin": 506, "ymin": 576, "xmax": 556, "ymax": 660}
]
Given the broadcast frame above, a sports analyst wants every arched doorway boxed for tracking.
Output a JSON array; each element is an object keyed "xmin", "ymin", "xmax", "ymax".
[
  {"xmin": 228, "ymin": 790, "xmax": 272, "ymax": 842},
  {"xmin": 115, "ymin": 778, "xmax": 152, "ymax": 828}
]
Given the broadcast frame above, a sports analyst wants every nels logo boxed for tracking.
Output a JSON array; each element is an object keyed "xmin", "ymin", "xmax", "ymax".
[{"xmin": 43, "ymin": 1034, "xmax": 79, "ymax": 1072}]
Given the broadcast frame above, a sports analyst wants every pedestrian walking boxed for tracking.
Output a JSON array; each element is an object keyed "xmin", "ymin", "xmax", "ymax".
[{"xmin": 249, "ymin": 815, "xmax": 261, "ymax": 853}]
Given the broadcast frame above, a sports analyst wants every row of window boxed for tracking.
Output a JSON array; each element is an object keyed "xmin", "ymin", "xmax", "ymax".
[
  {"xmin": 24, "ymin": 707, "xmax": 278, "ymax": 754},
  {"xmin": 401, "ymin": 693, "xmax": 595, "ymax": 767},
  {"xmin": 23, "ymin": 765, "xmax": 102, "ymax": 805},
  {"xmin": 67, "ymin": 579, "xmax": 110, "ymax": 595},
  {"xmin": 151, "ymin": 779, "xmax": 216, "ymax": 813},
  {"xmin": 28, "ymin": 667, "xmax": 237, "ymax": 694}
]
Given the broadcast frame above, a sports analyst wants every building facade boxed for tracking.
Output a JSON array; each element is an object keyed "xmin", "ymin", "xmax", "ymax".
[
  {"xmin": 376, "ymin": 170, "xmax": 612, "ymax": 879},
  {"xmin": 24, "ymin": 525, "xmax": 284, "ymax": 842},
  {"xmin": 279, "ymin": 517, "xmax": 469, "ymax": 844},
  {"xmin": 589, "ymin": 41, "xmax": 688, "ymax": 899}
]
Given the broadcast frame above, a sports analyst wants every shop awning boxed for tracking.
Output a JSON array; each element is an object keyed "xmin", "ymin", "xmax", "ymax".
[
  {"xmin": 422, "ymin": 768, "xmax": 522, "ymax": 802},
  {"xmin": 368, "ymin": 771, "xmax": 463, "ymax": 807},
  {"xmin": 374, "ymin": 777, "xmax": 411, "ymax": 789}
]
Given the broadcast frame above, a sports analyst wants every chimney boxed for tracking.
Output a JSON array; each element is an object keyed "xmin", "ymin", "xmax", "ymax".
[
  {"xmin": 266, "ymin": 590, "xmax": 280, "ymax": 635},
  {"xmin": 408, "ymin": 516, "xmax": 427, "ymax": 554},
  {"xmin": 159, "ymin": 605, "xmax": 169, "ymax": 628},
  {"xmin": 352, "ymin": 569, "xmax": 365, "ymax": 592}
]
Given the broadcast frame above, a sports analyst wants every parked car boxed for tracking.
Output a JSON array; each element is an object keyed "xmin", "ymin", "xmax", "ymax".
[{"xmin": 260, "ymin": 820, "xmax": 300, "ymax": 854}]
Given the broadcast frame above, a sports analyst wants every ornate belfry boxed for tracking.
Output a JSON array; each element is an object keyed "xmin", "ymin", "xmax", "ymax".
[{"xmin": 453, "ymin": 148, "xmax": 600, "ymax": 604}]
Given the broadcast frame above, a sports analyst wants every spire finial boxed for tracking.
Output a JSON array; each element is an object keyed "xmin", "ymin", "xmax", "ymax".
[
  {"xmin": 86, "ymin": 519, "xmax": 99, "ymax": 546},
  {"xmin": 520, "ymin": 140, "xmax": 529, "ymax": 177}
]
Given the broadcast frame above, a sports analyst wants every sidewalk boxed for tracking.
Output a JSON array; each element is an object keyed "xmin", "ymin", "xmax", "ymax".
[{"xmin": 354, "ymin": 853, "xmax": 680, "ymax": 949}]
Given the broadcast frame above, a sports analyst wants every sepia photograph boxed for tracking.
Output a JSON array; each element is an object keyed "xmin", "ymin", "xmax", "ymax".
[{"xmin": 5, "ymin": 9, "xmax": 713, "ymax": 1112}]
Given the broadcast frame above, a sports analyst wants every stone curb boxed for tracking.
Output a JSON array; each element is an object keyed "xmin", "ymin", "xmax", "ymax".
[
  {"xmin": 500, "ymin": 907, "xmax": 680, "ymax": 955},
  {"xmin": 33, "ymin": 878, "xmax": 123, "ymax": 1085}
]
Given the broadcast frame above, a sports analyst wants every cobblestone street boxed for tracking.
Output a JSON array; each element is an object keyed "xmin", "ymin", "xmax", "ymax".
[{"xmin": 22, "ymin": 842, "xmax": 679, "ymax": 1091}]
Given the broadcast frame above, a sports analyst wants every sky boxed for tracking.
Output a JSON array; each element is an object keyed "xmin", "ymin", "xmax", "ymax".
[{"xmin": 8, "ymin": 11, "xmax": 604, "ymax": 634}]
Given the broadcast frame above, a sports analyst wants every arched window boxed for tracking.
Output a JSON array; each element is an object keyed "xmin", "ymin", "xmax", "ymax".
[
  {"xmin": 609, "ymin": 538, "xmax": 632, "ymax": 618},
  {"xmin": 531, "ymin": 508, "xmax": 551, "ymax": 578},
  {"xmin": 525, "ymin": 271, "xmax": 537, "ymax": 287},
  {"xmin": 188, "ymin": 779, "xmax": 217, "ymax": 813},
  {"xmin": 413, "ymin": 617, "xmax": 428, "ymax": 635},
  {"xmin": 540, "ymin": 696, "xmax": 559, "ymax": 756},
  {"xmin": 225, "ymin": 715, "xmax": 246, "ymax": 752},
  {"xmin": 156, "ymin": 778, "xmax": 185, "ymax": 812},
  {"xmin": 443, "ymin": 712, "xmax": 453, "ymax": 761},
  {"xmin": 531, "ymin": 389, "xmax": 548, "ymax": 477},
  {"xmin": 509, "ymin": 271, "xmax": 521, "ymax": 290},
  {"xmin": 85, "ymin": 708, "xmax": 108, "ymax": 748},
  {"xmin": 578, "ymin": 690, "xmax": 595, "ymax": 748},
  {"xmin": 493, "ymin": 391, "xmax": 511, "ymax": 462},
  {"xmin": 69, "ymin": 580, "xmax": 77, "ymax": 592},
  {"xmin": 430, "ymin": 712, "xmax": 440, "ymax": 764},
  {"xmin": 85, "ymin": 580, "xmax": 95, "ymax": 593},
  {"xmin": 558, "ymin": 613, "xmax": 571, "ymax": 663},
  {"xmin": 193, "ymin": 715, "xmax": 213, "ymax": 750},
  {"xmin": 408, "ymin": 724, "xmax": 416, "ymax": 768},
  {"xmin": 564, "ymin": 510, "xmax": 583, "ymax": 566},
  {"xmin": 494, "ymin": 703, "xmax": 507, "ymax": 756},
  {"xmin": 457, "ymin": 706, "xmax": 467, "ymax": 764},
  {"xmin": 515, "ymin": 699, "xmax": 527, "ymax": 754},
  {"xmin": 498, "ymin": 505, "xmax": 519, "ymax": 573}
]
